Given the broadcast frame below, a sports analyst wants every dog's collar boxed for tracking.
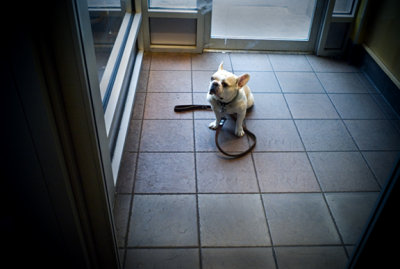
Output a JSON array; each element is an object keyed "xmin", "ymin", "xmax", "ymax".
[
  {"xmin": 217, "ymin": 90, "xmax": 239, "ymax": 113},
  {"xmin": 218, "ymin": 90, "xmax": 239, "ymax": 106}
]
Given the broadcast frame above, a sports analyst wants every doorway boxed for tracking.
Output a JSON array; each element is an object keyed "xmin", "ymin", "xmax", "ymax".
[{"xmin": 142, "ymin": 0, "xmax": 360, "ymax": 55}]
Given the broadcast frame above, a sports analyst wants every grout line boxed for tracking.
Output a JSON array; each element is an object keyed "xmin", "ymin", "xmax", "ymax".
[
  {"xmin": 278, "ymin": 56, "xmax": 351, "ymax": 258},
  {"xmin": 125, "ymin": 246, "xmax": 200, "ymax": 249},
  {"xmin": 282, "ymin": 92, "xmax": 371, "ymax": 95},
  {"xmin": 191, "ymin": 70, "xmax": 364, "ymax": 74},
  {"xmin": 254, "ymin": 149, "xmax": 397, "ymax": 152},
  {"xmin": 304, "ymin": 55, "xmax": 316, "ymax": 73},
  {"xmin": 315, "ymin": 70, "xmax": 385, "ymax": 191},
  {"xmin": 264, "ymin": 54, "xmax": 286, "ymax": 269},
  {"xmin": 146, "ymin": 91, "xmax": 194, "ymax": 93},
  {"xmin": 312, "ymin": 64, "xmax": 369, "ymax": 259},
  {"xmin": 128, "ymin": 190, "xmax": 381, "ymax": 196},
  {"xmin": 191, "ymin": 55, "xmax": 203, "ymax": 269},
  {"xmin": 275, "ymin": 58, "xmax": 345, "ymax": 263},
  {"xmin": 121, "ymin": 53, "xmax": 152, "ymax": 269},
  {"xmin": 140, "ymin": 117, "xmax": 398, "ymax": 121},
  {"xmin": 124, "ymin": 149, "xmax": 399, "ymax": 155},
  {"xmin": 147, "ymin": 69, "xmax": 192, "ymax": 72},
  {"xmin": 244, "ymin": 55, "xmax": 281, "ymax": 266},
  {"xmin": 124, "ymin": 243, "xmax": 351, "ymax": 249},
  {"xmin": 150, "ymin": 69, "xmax": 196, "ymax": 71},
  {"xmin": 273, "ymin": 65, "xmax": 306, "ymax": 155},
  {"xmin": 251, "ymin": 150, "xmax": 280, "ymax": 269},
  {"xmin": 298, "ymin": 137, "xmax": 351, "ymax": 259}
]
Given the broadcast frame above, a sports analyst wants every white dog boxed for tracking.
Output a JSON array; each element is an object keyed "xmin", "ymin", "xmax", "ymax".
[{"xmin": 207, "ymin": 62, "xmax": 254, "ymax": 137}]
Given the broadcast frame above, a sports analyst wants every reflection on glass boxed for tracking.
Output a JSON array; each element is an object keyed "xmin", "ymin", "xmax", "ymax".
[
  {"xmin": 88, "ymin": 0, "xmax": 126, "ymax": 81},
  {"xmin": 333, "ymin": 0, "xmax": 355, "ymax": 14},
  {"xmin": 211, "ymin": 0, "xmax": 317, "ymax": 41},
  {"xmin": 148, "ymin": 0, "xmax": 197, "ymax": 9},
  {"xmin": 150, "ymin": 18, "xmax": 197, "ymax": 45}
]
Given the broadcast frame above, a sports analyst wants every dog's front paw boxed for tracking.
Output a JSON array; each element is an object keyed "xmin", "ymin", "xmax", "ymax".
[
  {"xmin": 209, "ymin": 120, "xmax": 218, "ymax": 130},
  {"xmin": 235, "ymin": 128, "xmax": 245, "ymax": 137}
]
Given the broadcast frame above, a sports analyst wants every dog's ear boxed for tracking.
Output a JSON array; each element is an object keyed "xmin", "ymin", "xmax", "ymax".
[
  {"xmin": 237, "ymin": 73, "xmax": 250, "ymax": 88},
  {"xmin": 218, "ymin": 62, "xmax": 224, "ymax": 71}
]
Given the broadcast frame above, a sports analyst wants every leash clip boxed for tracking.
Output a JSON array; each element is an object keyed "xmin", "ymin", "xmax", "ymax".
[{"xmin": 219, "ymin": 117, "xmax": 227, "ymax": 127}]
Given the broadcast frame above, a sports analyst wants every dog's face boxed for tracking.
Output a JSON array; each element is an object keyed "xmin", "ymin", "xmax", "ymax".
[{"xmin": 208, "ymin": 62, "xmax": 249, "ymax": 101}]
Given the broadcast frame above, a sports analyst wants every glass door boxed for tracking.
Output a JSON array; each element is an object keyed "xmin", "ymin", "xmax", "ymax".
[
  {"xmin": 204, "ymin": 0, "xmax": 328, "ymax": 52},
  {"xmin": 77, "ymin": 0, "xmax": 143, "ymax": 186}
]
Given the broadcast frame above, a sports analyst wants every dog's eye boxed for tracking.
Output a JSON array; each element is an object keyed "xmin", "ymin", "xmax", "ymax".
[
  {"xmin": 222, "ymin": 81, "xmax": 228, "ymax": 87},
  {"xmin": 211, "ymin": 77, "xmax": 214, "ymax": 81}
]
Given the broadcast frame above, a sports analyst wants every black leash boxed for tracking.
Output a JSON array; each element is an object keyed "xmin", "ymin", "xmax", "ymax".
[
  {"xmin": 174, "ymin": 105, "xmax": 256, "ymax": 158},
  {"xmin": 174, "ymin": 105, "xmax": 212, "ymax": 112}
]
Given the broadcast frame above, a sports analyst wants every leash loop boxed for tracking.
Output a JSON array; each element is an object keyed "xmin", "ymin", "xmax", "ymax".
[{"xmin": 174, "ymin": 105, "xmax": 256, "ymax": 159}]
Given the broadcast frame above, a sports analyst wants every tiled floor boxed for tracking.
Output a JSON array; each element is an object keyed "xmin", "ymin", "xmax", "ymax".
[{"xmin": 114, "ymin": 52, "xmax": 400, "ymax": 269}]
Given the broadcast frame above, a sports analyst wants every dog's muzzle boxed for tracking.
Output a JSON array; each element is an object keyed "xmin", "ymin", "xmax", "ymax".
[{"xmin": 209, "ymin": 82, "xmax": 219, "ymax": 95}]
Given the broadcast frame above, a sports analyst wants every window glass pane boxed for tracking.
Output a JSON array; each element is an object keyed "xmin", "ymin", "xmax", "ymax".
[
  {"xmin": 333, "ymin": 0, "xmax": 355, "ymax": 14},
  {"xmin": 211, "ymin": 0, "xmax": 317, "ymax": 41},
  {"xmin": 88, "ymin": 0, "xmax": 126, "ymax": 81},
  {"xmin": 148, "ymin": 0, "xmax": 197, "ymax": 9}
]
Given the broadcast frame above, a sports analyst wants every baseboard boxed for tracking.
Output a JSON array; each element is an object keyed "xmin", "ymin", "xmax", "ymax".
[
  {"xmin": 348, "ymin": 43, "xmax": 400, "ymax": 117},
  {"xmin": 362, "ymin": 45, "xmax": 400, "ymax": 89}
]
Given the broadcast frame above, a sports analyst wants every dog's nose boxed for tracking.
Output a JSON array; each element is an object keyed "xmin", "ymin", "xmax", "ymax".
[{"xmin": 209, "ymin": 82, "xmax": 219, "ymax": 95}]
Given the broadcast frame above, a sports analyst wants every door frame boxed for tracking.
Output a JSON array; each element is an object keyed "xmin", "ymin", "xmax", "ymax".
[
  {"xmin": 317, "ymin": 0, "xmax": 361, "ymax": 56},
  {"xmin": 141, "ymin": 0, "xmax": 204, "ymax": 53},
  {"xmin": 5, "ymin": 0, "xmax": 122, "ymax": 267},
  {"xmin": 45, "ymin": 1, "xmax": 120, "ymax": 267},
  {"xmin": 46, "ymin": 0, "xmax": 143, "ymax": 267}
]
